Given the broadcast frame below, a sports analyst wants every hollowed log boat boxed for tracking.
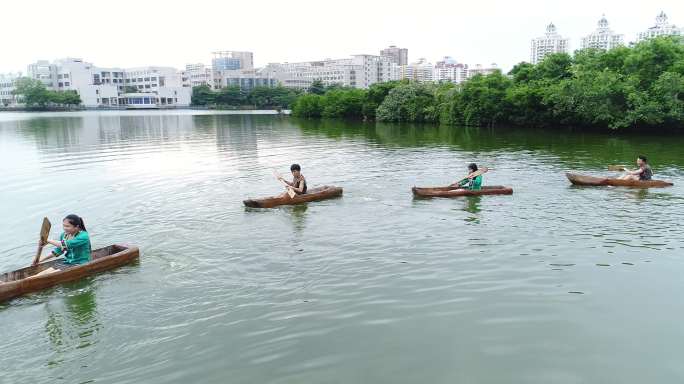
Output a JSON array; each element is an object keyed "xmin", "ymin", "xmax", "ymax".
[
  {"xmin": 566, "ymin": 173, "xmax": 673, "ymax": 188},
  {"xmin": 0, "ymin": 244, "xmax": 139, "ymax": 302},
  {"xmin": 412, "ymin": 185, "xmax": 513, "ymax": 198},
  {"xmin": 243, "ymin": 186, "xmax": 343, "ymax": 208}
]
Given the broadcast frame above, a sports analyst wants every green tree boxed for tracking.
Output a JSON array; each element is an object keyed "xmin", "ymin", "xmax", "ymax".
[
  {"xmin": 292, "ymin": 94, "xmax": 323, "ymax": 117},
  {"xmin": 308, "ymin": 79, "xmax": 326, "ymax": 95},
  {"xmin": 13, "ymin": 77, "xmax": 50, "ymax": 107},
  {"xmin": 376, "ymin": 83, "xmax": 438, "ymax": 123},
  {"xmin": 191, "ymin": 85, "xmax": 215, "ymax": 106}
]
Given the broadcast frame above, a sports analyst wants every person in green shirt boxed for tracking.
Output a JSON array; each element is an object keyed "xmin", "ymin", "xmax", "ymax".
[
  {"xmin": 450, "ymin": 163, "xmax": 483, "ymax": 190},
  {"xmin": 36, "ymin": 214, "xmax": 92, "ymax": 274}
]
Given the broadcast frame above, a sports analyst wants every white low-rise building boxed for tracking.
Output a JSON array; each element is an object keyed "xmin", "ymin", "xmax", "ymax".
[
  {"xmin": 637, "ymin": 11, "xmax": 682, "ymax": 42},
  {"xmin": 0, "ymin": 72, "xmax": 20, "ymax": 107},
  {"xmin": 25, "ymin": 58, "xmax": 191, "ymax": 108},
  {"xmin": 581, "ymin": 15, "xmax": 624, "ymax": 50},
  {"xmin": 182, "ymin": 63, "xmax": 213, "ymax": 88},
  {"xmin": 263, "ymin": 54, "xmax": 398, "ymax": 89},
  {"xmin": 467, "ymin": 63, "xmax": 499, "ymax": 78},
  {"xmin": 531, "ymin": 23, "xmax": 570, "ymax": 64},
  {"xmin": 213, "ymin": 68, "xmax": 277, "ymax": 90}
]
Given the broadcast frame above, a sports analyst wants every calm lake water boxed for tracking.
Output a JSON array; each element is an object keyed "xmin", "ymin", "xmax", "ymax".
[{"xmin": 1, "ymin": 110, "xmax": 683, "ymax": 383}]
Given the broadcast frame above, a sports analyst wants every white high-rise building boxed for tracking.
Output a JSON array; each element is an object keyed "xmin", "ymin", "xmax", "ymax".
[
  {"xmin": 211, "ymin": 51, "xmax": 254, "ymax": 71},
  {"xmin": 581, "ymin": 15, "xmax": 624, "ymax": 50},
  {"xmin": 637, "ymin": 11, "xmax": 682, "ymax": 42},
  {"xmin": 263, "ymin": 54, "xmax": 397, "ymax": 89},
  {"xmin": 530, "ymin": 23, "xmax": 570, "ymax": 64},
  {"xmin": 399, "ymin": 58, "xmax": 434, "ymax": 82},
  {"xmin": 432, "ymin": 57, "xmax": 468, "ymax": 84}
]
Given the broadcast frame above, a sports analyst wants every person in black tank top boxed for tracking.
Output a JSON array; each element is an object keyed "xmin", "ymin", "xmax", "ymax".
[
  {"xmin": 278, "ymin": 163, "xmax": 307, "ymax": 196},
  {"xmin": 619, "ymin": 155, "xmax": 653, "ymax": 181}
]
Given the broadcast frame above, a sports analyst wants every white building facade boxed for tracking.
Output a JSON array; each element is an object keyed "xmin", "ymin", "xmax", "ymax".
[
  {"xmin": 432, "ymin": 57, "xmax": 468, "ymax": 84},
  {"xmin": 530, "ymin": 23, "xmax": 570, "ymax": 64},
  {"xmin": 581, "ymin": 15, "xmax": 624, "ymax": 50},
  {"xmin": 264, "ymin": 55, "xmax": 398, "ymax": 89},
  {"xmin": 399, "ymin": 58, "xmax": 434, "ymax": 82},
  {"xmin": 0, "ymin": 73, "xmax": 20, "ymax": 107},
  {"xmin": 637, "ymin": 11, "xmax": 682, "ymax": 42},
  {"xmin": 182, "ymin": 63, "xmax": 213, "ymax": 88},
  {"xmin": 25, "ymin": 58, "xmax": 191, "ymax": 109}
]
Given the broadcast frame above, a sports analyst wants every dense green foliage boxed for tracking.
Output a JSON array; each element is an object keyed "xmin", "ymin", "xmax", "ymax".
[
  {"xmin": 292, "ymin": 37, "xmax": 684, "ymax": 131},
  {"xmin": 13, "ymin": 77, "xmax": 82, "ymax": 108},
  {"xmin": 191, "ymin": 85, "xmax": 301, "ymax": 109}
]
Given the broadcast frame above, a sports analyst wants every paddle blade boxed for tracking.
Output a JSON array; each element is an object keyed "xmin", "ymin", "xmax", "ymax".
[
  {"xmin": 608, "ymin": 165, "xmax": 626, "ymax": 171},
  {"xmin": 39, "ymin": 217, "xmax": 51, "ymax": 243},
  {"xmin": 287, "ymin": 188, "xmax": 296, "ymax": 198},
  {"xmin": 33, "ymin": 217, "xmax": 51, "ymax": 265}
]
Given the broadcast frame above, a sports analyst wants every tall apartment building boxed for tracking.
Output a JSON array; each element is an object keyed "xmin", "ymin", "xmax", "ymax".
[
  {"xmin": 581, "ymin": 15, "xmax": 624, "ymax": 50},
  {"xmin": 530, "ymin": 23, "xmax": 570, "ymax": 64},
  {"xmin": 433, "ymin": 57, "xmax": 468, "ymax": 84},
  {"xmin": 211, "ymin": 51, "xmax": 254, "ymax": 71},
  {"xmin": 380, "ymin": 45, "xmax": 409, "ymax": 66},
  {"xmin": 0, "ymin": 72, "xmax": 20, "ymax": 106},
  {"xmin": 182, "ymin": 63, "xmax": 213, "ymax": 88},
  {"xmin": 263, "ymin": 54, "xmax": 398, "ymax": 89},
  {"xmin": 399, "ymin": 58, "xmax": 434, "ymax": 82},
  {"xmin": 637, "ymin": 11, "xmax": 682, "ymax": 42}
]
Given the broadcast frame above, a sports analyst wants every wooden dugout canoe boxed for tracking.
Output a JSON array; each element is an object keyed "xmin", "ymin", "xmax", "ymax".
[
  {"xmin": 566, "ymin": 173, "xmax": 673, "ymax": 188},
  {"xmin": 243, "ymin": 186, "xmax": 343, "ymax": 208},
  {"xmin": 0, "ymin": 244, "xmax": 139, "ymax": 303},
  {"xmin": 412, "ymin": 185, "xmax": 513, "ymax": 198}
]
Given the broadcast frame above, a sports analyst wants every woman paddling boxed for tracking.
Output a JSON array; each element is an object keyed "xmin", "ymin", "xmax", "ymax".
[
  {"xmin": 35, "ymin": 214, "xmax": 92, "ymax": 275},
  {"xmin": 450, "ymin": 163, "xmax": 483, "ymax": 191},
  {"xmin": 619, "ymin": 155, "xmax": 653, "ymax": 181},
  {"xmin": 278, "ymin": 164, "xmax": 307, "ymax": 197}
]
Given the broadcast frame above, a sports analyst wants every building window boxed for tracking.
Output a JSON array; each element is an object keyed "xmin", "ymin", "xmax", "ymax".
[{"xmin": 64, "ymin": 82, "xmax": 70, "ymax": 86}]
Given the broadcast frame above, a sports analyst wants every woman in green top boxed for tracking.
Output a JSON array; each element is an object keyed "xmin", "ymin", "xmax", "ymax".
[
  {"xmin": 37, "ymin": 215, "xmax": 92, "ymax": 273},
  {"xmin": 451, "ymin": 163, "xmax": 483, "ymax": 190}
]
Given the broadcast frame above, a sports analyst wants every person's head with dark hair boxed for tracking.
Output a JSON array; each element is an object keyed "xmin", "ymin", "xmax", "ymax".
[
  {"xmin": 63, "ymin": 214, "xmax": 86, "ymax": 234},
  {"xmin": 290, "ymin": 163, "xmax": 302, "ymax": 178},
  {"xmin": 467, "ymin": 163, "xmax": 478, "ymax": 173},
  {"xmin": 637, "ymin": 155, "xmax": 648, "ymax": 165}
]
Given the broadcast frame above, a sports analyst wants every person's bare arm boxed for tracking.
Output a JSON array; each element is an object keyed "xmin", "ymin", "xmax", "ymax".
[{"xmin": 291, "ymin": 177, "xmax": 306, "ymax": 193}]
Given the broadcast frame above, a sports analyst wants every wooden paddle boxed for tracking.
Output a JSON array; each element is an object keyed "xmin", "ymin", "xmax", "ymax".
[
  {"xmin": 273, "ymin": 170, "xmax": 296, "ymax": 198},
  {"xmin": 608, "ymin": 165, "xmax": 627, "ymax": 171},
  {"xmin": 32, "ymin": 217, "xmax": 51, "ymax": 266},
  {"xmin": 451, "ymin": 166, "xmax": 489, "ymax": 187}
]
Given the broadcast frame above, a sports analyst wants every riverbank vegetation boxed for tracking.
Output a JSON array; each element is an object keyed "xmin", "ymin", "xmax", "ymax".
[
  {"xmin": 191, "ymin": 85, "xmax": 301, "ymax": 109},
  {"xmin": 11, "ymin": 78, "xmax": 82, "ymax": 109},
  {"xmin": 292, "ymin": 37, "xmax": 684, "ymax": 131}
]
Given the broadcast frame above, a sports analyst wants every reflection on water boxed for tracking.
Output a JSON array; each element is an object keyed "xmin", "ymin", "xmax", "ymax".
[
  {"xmin": 1, "ymin": 110, "xmax": 683, "ymax": 384},
  {"xmin": 45, "ymin": 279, "xmax": 100, "ymax": 369}
]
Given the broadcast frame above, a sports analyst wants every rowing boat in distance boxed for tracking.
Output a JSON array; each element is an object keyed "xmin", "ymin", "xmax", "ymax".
[
  {"xmin": 243, "ymin": 186, "xmax": 343, "ymax": 208},
  {"xmin": 566, "ymin": 173, "xmax": 674, "ymax": 188},
  {"xmin": 412, "ymin": 185, "xmax": 514, "ymax": 198},
  {"xmin": 0, "ymin": 244, "xmax": 139, "ymax": 303}
]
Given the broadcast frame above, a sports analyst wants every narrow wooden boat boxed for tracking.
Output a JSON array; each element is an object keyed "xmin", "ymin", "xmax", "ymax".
[
  {"xmin": 244, "ymin": 186, "xmax": 343, "ymax": 208},
  {"xmin": 0, "ymin": 244, "xmax": 139, "ymax": 302},
  {"xmin": 412, "ymin": 185, "xmax": 513, "ymax": 198},
  {"xmin": 566, "ymin": 173, "xmax": 673, "ymax": 188}
]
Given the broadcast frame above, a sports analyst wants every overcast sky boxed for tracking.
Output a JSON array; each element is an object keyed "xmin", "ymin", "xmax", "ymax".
[{"xmin": 1, "ymin": 0, "xmax": 682, "ymax": 74}]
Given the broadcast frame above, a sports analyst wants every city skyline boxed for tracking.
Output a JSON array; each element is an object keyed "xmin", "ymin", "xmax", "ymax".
[{"xmin": 1, "ymin": 0, "xmax": 682, "ymax": 74}]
